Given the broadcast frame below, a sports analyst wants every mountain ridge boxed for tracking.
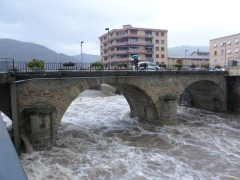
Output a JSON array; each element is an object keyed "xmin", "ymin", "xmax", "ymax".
[{"xmin": 0, "ymin": 39, "xmax": 209, "ymax": 63}]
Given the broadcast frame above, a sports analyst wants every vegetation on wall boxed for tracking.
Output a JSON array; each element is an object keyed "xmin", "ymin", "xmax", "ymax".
[{"xmin": 26, "ymin": 59, "xmax": 44, "ymax": 70}]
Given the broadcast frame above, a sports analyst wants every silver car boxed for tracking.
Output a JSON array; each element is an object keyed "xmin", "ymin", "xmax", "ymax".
[{"xmin": 138, "ymin": 61, "xmax": 160, "ymax": 71}]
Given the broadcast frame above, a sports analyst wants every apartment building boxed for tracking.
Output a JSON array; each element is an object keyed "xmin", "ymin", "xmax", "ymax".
[
  {"xmin": 210, "ymin": 33, "xmax": 240, "ymax": 67},
  {"xmin": 99, "ymin": 24, "xmax": 168, "ymax": 69}
]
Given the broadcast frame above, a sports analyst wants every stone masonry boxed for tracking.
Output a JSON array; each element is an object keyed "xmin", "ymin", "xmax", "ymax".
[{"xmin": 7, "ymin": 71, "xmax": 228, "ymax": 151}]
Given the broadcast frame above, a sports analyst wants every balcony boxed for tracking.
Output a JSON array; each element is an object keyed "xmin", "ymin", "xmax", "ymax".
[{"xmin": 101, "ymin": 33, "xmax": 155, "ymax": 43}]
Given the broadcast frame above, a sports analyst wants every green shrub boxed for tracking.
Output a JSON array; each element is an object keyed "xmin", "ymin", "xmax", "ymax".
[
  {"xmin": 175, "ymin": 63, "xmax": 183, "ymax": 70},
  {"xmin": 117, "ymin": 62, "xmax": 128, "ymax": 68},
  {"xmin": 202, "ymin": 64, "xmax": 209, "ymax": 68},
  {"xmin": 26, "ymin": 59, "xmax": 44, "ymax": 70},
  {"xmin": 215, "ymin": 65, "xmax": 221, "ymax": 69},
  {"xmin": 91, "ymin": 61, "xmax": 104, "ymax": 69},
  {"xmin": 159, "ymin": 64, "xmax": 166, "ymax": 68},
  {"xmin": 63, "ymin": 62, "xmax": 75, "ymax": 66}
]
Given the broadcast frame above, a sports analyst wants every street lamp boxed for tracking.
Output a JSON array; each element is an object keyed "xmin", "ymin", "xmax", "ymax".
[
  {"xmin": 222, "ymin": 42, "xmax": 226, "ymax": 67},
  {"xmin": 105, "ymin": 28, "xmax": 110, "ymax": 70},
  {"xmin": 81, "ymin": 41, "xmax": 84, "ymax": 70},
  {"xmin": 185, "ymin": 50, "xmax": 188, "ymax": 67}
]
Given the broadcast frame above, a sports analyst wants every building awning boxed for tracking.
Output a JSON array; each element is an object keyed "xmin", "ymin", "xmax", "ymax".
[
  {"xmin": 146, "ymin": 46, "xmax": 153, "ymax": 48},
  {"xmin": 130, "ymin": 52, "xmax": 139, "ymax": 54},
  {"xmin": 121, "ymin": 45, "xmax": 129, "ymax": 47},
  {"xmin": 146, "ymin": 51, "xmax": 153, "ymax": 54},
  {"xmin": 131, "ymin": 45, "xmax": 139, "ymax": 47}
]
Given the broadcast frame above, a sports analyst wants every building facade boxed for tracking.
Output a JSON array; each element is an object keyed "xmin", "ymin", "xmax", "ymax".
[
  {"xmin": 168, "ymin": 51, "xmax": 209, "ymax": 69},
  {"xmin": 210, "ymin": 33, "xmax": 240, "ymax": 67},
  {"xmin": 99, "ymin": 25, "xmax": 168, "ymax": 69}
]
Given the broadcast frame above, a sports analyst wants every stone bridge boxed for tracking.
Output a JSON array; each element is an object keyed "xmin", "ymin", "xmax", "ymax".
[{"xmin": 0, "ymin": 71, "xmax": 229, "ymax": 152}]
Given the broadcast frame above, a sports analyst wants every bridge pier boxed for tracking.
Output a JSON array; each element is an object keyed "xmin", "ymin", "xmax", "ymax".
[
  {"xmin": 22, "ymin": 105, "xmax": 57, "ymax": 151},
  {"xmin": 159, "ymin": 94, "xmax": 178, "ymax": 125}
]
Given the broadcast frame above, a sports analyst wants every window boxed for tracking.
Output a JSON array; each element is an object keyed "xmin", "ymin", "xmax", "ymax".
[
  {"xmin": 161, "ymin": 40, "xmax": 164, "ymax": 44},
  {"xmin": 221, "ymin": 50, "xmax": 224, "ymax": 55},
  {"xmin": 161, "ymin": 33, "xmax": 164, "ymax": 36},
  {"xmin": 214, "ymin": 51, "xmax": 217, "ymax": 55},
  {"xmin": 228, "ymin": 48, "xmax": 231, "ymax": 54},
  {"xmin": 156, "ymin": 54, "xmax": 159, "ymax": 58},
  {"xmin": 161, "ymin": 54, "xmax": 164, "ymax": 58},
  {"xmin": 156, "ymin": 47, "xmax": 159, "ymax": 51},
  {"xmin": 221, "ymin": 58, "xmax": 224, "ymax": 63},
  {"xmin": 235, "ymin": 47, "xmax": 239, "ymax": 53},
  {"xmin": 214, "ymin": 59, "xmax": 217, "ymax": 64},
  {"xmin": 130, "ymin": 38, "xmax": 138, "ymax": 42},
  {"xmin": 221, "ymin": 41, "xmax": 224, "ymax": 46},
  {"xmin": 235, "ymin": 38, "xmax": 239, "ymax": 44},
  {"xmin": 145, "ymin": 32, "xmax": 152, "ymax": 37},
  {"xmin": 228, "ymin": 40, "xmax": 231, "ymax": 45},
  {"xmin": 155, "ymin": 32, "xmax": 159, "ymax": 36},
  {"xmin": 161, "ymin": 47, "xmax": 164, "ymax": 51},
  {"xmin": 156, "ymin": 39, "xmax": 159, "ymax": 43},
  {"xmin": 214, "ymin": 42, "xmax": 217, "ymax": 47}
]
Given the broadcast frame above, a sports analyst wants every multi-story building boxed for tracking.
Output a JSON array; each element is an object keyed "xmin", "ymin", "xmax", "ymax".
[
  {"xmin": 99, "ymin": 24, "xmax": 168, "ymax": 69},
  {"xmin": 210, "ymin": 33, "xmax": 240, "ymax": 67}
]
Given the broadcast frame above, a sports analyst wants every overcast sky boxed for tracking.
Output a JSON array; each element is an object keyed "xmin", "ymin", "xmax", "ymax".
[{"xmin": 0, "ymin": 0, "xmax": 239, "ymax": 56}]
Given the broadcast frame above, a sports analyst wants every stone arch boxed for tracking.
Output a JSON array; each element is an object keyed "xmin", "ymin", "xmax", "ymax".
[
  {"xmin": 53, "ymin": 77, "xmax": 161, "ymax": 125},
  {"xmin": 180, "ymin": 80, "xmax": 227, "ymax": 111}
]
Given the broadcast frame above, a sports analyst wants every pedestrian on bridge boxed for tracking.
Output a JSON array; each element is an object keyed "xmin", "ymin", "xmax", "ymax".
[{"xmin": 134, "ymin": 58, "xmax": 139, "ymax": 71}]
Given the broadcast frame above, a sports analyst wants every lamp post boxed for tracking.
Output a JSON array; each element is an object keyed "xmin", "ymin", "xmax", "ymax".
[
  {"xmin": 185, "ymin": 50, "xmax": 188, "ymax": 67},
  {"xmin": 222, "ymin": 42, "xmax": 226, "ymax": 67},
  {"xmin": 105, "ymin": 28, "xmax": 110, "ymax": 70},
  {"xmin": 81, "ymin": 41, "xmax": 84, "ymax": 70}
]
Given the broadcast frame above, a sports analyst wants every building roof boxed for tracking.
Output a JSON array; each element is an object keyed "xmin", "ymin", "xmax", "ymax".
[
  {"xmin": 99, "ymin": 25, "xmax": 168, "ymax": 39},
  {"xmin": 210, "ymin": 33, "xmax": 240, "ymax": 41},
  {"xmin": 168, "ymin": 55, "xmax": 209, "ymax": 60},
  {"xmin": 191, "ymin": 51, "xmax": 209, "ymax": 54}
]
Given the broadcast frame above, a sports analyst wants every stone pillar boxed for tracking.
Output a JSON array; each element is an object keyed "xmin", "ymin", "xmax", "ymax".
[
  {"xmin": 22, "ymin": 105, "xmax": 56, "ymax": 151},
  {"xmin": 159, "ymin": 94, "xmax": 178, "ymax": 125}
]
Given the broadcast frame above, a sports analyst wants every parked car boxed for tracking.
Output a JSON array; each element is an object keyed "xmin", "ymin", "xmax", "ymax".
[{"xmin": 138, "ymin": 61, "xmax": 160, "ymax": 71}]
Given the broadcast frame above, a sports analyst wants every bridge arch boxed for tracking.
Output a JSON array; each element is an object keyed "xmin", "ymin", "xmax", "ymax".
[{"xmin": 179, "ymin": 80, "xmax": 227, "ymax": 111}]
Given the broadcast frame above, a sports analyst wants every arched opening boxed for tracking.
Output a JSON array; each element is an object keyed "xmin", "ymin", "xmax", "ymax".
[{"xmin": 179, "ymin": 80, "xmax": 226, "ymax": 111}]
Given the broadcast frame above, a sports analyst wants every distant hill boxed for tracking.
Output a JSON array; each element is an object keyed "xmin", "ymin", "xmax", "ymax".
[
  {"xmin": 0, "ymin": 38, "xmax": 99, "ymax": 63},
  {"xmin": 72, "ymin": 54, "xmax": 100, "ymax": 63},
  {"xmin": 0, "ymin": 39, "xmax": 209, "ymax": 63},
  {"xmin": 168, "ymin": 46, "xmax": 209, "ymax": 55}
]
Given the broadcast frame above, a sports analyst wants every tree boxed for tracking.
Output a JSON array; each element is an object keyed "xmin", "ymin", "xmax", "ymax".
[
  {"xmin": 91, "ymin": 61, "xmax": 104, "ymax": 69},
  {"xmin": 26, "ymin": 59, "xmax": 44, "ymax": 70}
]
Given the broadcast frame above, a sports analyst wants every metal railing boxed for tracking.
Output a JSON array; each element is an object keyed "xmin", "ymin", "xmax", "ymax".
[
  {"xmin": 0, "ymin": 60, "xmax": 232, "ymax": 73},
  {"xmin": 0, "ymin": 58, "xmax": 14, "ymax": 72}
]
